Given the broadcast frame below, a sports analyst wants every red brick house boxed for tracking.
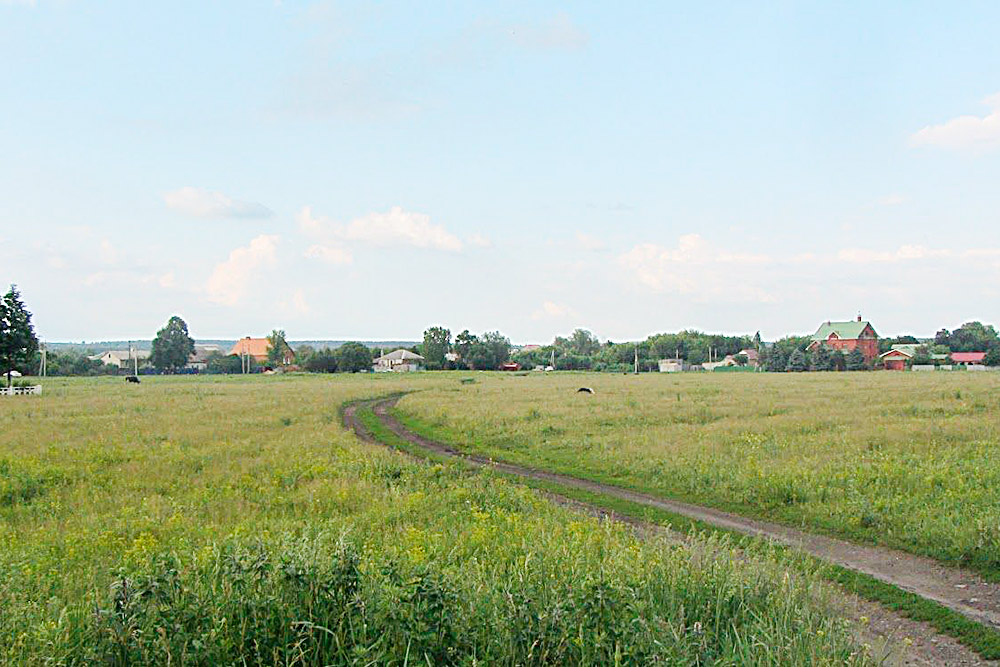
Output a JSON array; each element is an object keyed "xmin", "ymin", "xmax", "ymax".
[{"xmin": 808, "ymin": 317, "xmax": 879, "ymax": 362}]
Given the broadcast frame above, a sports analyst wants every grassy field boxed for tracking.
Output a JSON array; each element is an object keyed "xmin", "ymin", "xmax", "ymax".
[
  {"xmin": 0, "ymin": 375, "xmax": 866, "ymax": 665},
  {"xmin": 398, "ymin": 371, "xmax": 1000, "ymax": 575}
]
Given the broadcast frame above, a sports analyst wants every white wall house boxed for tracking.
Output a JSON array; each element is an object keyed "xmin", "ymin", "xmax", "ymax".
[
  {"xmin": 89, "ymin": 349, "xmax": 151, "ymax": 369},
  {"xmin": 373, "ymin": 349, "xmax": 425, "ymax": 372}
]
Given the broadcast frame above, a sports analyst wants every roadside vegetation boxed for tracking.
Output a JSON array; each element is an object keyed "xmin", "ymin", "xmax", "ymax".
[
  {"xmin": 398, "ymin": 371, "xmax": 1000, "ymax": 575},
  {"xmin": 0, "ymin": 375, "xmax": 866, "ymax": 664}
]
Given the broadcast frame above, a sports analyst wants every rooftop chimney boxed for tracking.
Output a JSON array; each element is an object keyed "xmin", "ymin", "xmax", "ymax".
[{"xmin": 857, "ymin": 314, "xmax": 862, "ymax": 322}]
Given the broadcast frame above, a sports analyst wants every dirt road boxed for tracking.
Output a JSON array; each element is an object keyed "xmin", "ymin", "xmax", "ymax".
[{"xmin": 343, "ymin": 396, "xmax": 999, "ymax": 665}]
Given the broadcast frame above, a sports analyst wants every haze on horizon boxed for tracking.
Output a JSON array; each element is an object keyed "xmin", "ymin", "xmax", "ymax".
[{"xmin": 3, "ymin": 2, "xmax": 1000, "ymax": 345}]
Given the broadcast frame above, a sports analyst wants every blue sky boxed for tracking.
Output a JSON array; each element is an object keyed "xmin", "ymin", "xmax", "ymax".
[{"xmin": 3, "ymin": 1, "xmax": 1000, "ymax": 343}]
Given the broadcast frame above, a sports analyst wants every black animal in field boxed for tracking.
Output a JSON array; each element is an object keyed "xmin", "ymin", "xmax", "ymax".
[{"xmin": 125, "ymin": 375, "xmax": 140, "ymax": 384}]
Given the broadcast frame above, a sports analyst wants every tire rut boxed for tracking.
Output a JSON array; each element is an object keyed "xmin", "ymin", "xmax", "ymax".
[{"xmin": 342, "ymin": 397, "xmax": 998, "ymax": 666}]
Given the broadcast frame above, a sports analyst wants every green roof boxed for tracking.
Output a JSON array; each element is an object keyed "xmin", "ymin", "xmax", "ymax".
[{"xmin": 810, "ymin": 320, "xmax": 877, "ymax": 341}]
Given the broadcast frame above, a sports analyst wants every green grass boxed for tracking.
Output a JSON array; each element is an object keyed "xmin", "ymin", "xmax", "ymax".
[
  {"xmin": 0, "ymin": 376, "xmax": 868, "ymax": 665},
  {"xmin": 372, "ymin": 403, "xmax": 1000, "ymax": 660},
  {"xmin": 397, "ymin": 371, "xmax": 1000, "ymax": 577}
]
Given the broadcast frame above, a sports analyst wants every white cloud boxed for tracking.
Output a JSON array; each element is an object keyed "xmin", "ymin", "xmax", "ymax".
[
  {"xmin": 836, "ymin": 245, "xmax": 947, "ymax": 263},
  {"xmin": 468, "ymin": 233, "xmax": 493, "ymax": 248},
  {"xmin": 99, "ymin": 239, "xmax": 118, "ymax": 264},
  {"xmin": 509, "ymin": 13, "xmax": 589, "ymax": 51},
  {"xmin": 878, "ymin": 194, "xmax": 906, "ymax": 206},
  {"xmin": 299, "ymin": 205, "xmax": 463, "ymax": 252},
  {"xmin": 576, "ymin": 232, "xmax": 606, "ymax": 251},
  {"xmin": 281, "ymin": 288, "xmax": 311, "ymax": 315},
  {"xmin": 532, "ymin": 300, "xmax": 577, "ymax": 320},
  {"xmin": 304, "ymin": 243, "xmax": 353, "ymax": 265},
  {"xmin": 618, "ymin": 235, "xmax": 775, "ymax": 302},
  {"xmin": 205, "ymin": 235, "xmax": 279, "ymax": 306},
  {"xmin": 158, "ymin": 272, "xmax": 176, "ymax": 289},
  {"xmin": 164, "ymin": 187, "xmax": 273, "ymax": 219},
  {"xmin": 910, "ymin": 93, "xmax": 1000, "ymax": 151}
]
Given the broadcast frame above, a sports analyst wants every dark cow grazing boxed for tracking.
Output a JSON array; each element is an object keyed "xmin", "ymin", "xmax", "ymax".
[
  {"xmin": 125, "ymin": 375, "xmax": 141, "ymax": 384},
  {"xmin": 577, "ymin": 387, "xmax": 594, "ymax": 394}
]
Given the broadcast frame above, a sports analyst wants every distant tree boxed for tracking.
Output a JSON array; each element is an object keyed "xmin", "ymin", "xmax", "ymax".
[
  {"xmin": 985, "ymin": 348, "xmax": 1000, "ymax": 367},
  {"xmin": 948, "ymin": 321, "xmax": 1000, "ymax": 353},
  {"xmin": 336, "ymin": 342, "xmax": 372, "ymax": 373},
  {"xmin": 267, "ymin": 329, "xmax": 291, "ymax": 367},
  {"xmin": 734, "ymin": 353, "xmax": 749, "ymax": 366},
  {"xmin": 809, "ymin": 346, "xmax": 831, "ymax": 371},
  {"xmin": 150, "ymin": 316, "xmax": 195, "ymax": 373},
  {"xmin": 205, "ymin": 351, "xmax": 250, "ymax": 374},
  {"xmin": 845, "ymin": 348, "xmax": 866, "ymax": 371},
  {"xmin": 786, "ymin": 349, "xmax": 808, "ymax": 372},
  {"xmin": 828, "ymin": 349, "xmax": 846, "ymax": 371},
  {"xmin": 911, "ymin": 345, "xmax": 933, "ymax": 366},
  {"xmin": 421, "ymin": 326, "xmax": 451, "ymax": 370},
  {"xmin": 453, "ymin": 330, "xmax": 477, "ymax": 368},
  {"xmin": 0, "ymin": 285, "xmax": 39, "ymax": 387},
  {"xmin": 304, "ymin": 348, "xmax": 338, "ymax": 373}
]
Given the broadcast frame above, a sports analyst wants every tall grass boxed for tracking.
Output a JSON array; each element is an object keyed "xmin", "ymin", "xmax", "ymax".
[
  {"xmin": 399, "ymin": 371, "xmax": 1000, "ymax": 574},
  {"xmin": 0, "ymin": 376, "xmax": 866, "ymax": 664}
]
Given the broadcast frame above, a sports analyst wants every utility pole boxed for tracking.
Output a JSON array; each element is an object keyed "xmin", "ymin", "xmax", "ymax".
[
  {"xmin": 38, "ymin": 342, "xmax": 46, "ymax": 377},
  {"xmin": 550, "ymin": 348, "xmax": 555, "ymax": 370},
  {"xmin": 634, "ymin": 345, "xmax": 639, "ymax": 374}
]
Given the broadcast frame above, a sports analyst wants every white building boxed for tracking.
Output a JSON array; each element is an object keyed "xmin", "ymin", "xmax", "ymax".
[
  {"xmin": 658, "ymin": 358, "xmax": 689, "ymax": 373},
  {"xmin": 89, "ymin": 349, "xmax": 151, "ymax": 369},
  {"xmin": 373, "ymin": 349, "xmax": 426, "ymax": 372}
]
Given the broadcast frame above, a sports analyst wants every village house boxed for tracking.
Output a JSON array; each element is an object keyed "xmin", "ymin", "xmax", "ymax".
[
  {"xmin": 186, "ymin": 344, "xmax": 222, "ymax": 371},
  {"xmin": 227, "ymin": 337, "xmax": 295, "ymax": 365},
  {"xmin": 951, "ymin": 351, "xmax": 987, "ymax": 366},
  {"xmin": 808, "ymin": 317, "xmax": 879, "ymax": 362},
  {"xmin": 658, "ymin": 358, "xmax": 689, "ymax": 373},
  {"xmin": 880, "ymin": 344, "xmax": 953, "ymax": 371},
  {"xmin": 89, "ymin": 349, "xmax": 151, "ymax": 369},
  {"xmin": 373, "ymin": 349, "xmax": 425, "ymax": 372}
]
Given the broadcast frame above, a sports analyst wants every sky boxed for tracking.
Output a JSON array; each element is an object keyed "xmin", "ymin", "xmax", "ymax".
[{"xmin": 3, "ymin": 1, "xmax": 1000, "ymax": 344}]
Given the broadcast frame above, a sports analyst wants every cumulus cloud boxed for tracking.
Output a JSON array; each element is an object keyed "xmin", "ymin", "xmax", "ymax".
[
  {"xmin": 618, "ymin": 234, "xmax": 775, "ymax": 302},
  {"xmin": 910, "ymin": 93, "xmax": 1000, "ymax": 151},
  {"xmin": 281, "ymin": 288, "xmax": 311, "ymax": 315},
  {"xmin": 205, "ymin": 235, "xmax": 279, "ymax": 306},
  {"xmin": 304, "ymin": 243, "xmax": 353, "ymax": 265},
  {"xmin": 532, "ymin": 300, "xmax": 577, "ymax": 320},
  {"xmin": 299, "ymin": 205, "xmax": 463, "ymax": 253},
  {"xmin": 508, "ymin": 13, "xmax": 589, "ymax": 51},
  {"xmin": 164, "ymin": 187, "xmax": 274, "ymax": 219},
  {"xmin": 99, "ymin": 239, "xmax": 118, "ymax": 264},
  {"xmin": 836, "ymin": 245, "xmax": 948, "ymax": 263},
  {"xmin": 878, "ymin": 194, "xmax": 906, "ymax": 206}
]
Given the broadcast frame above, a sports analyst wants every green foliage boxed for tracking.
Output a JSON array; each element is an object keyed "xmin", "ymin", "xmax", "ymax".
[
  {"xmin": 785, "ymin": 349, "xmax": 808, "ymax": 372},
  {"xmin": 150, "ymin": 316, "xmax": 195, "ymax": 373},
  {"xmin": 845, "ymin": 348, "xmax": 866, "ymax": 371},
  {"xmin": 0, "ymin": 285, "xmax": 38, "ymax": 387},
  {"xmin": 205, "ymin": 351, "xmax": 255, "ymax": 374},
  {"xmin": 303, "ymin": 348, "xmax": 338, "ymax": 373},
  {"xmin": 937, "ymin": 322, "xmax": 1000, "ymax": 353},
  {"xmin": 335, "ymin": 342, "xmax": 372, "ymax": 373},
  {"xmin": 266, "ymin": 329, "xmax": 291, "ymax": 367},
  {"xmin": 421, "ymin": 326, "xmax": 451, "ymax": 370}
]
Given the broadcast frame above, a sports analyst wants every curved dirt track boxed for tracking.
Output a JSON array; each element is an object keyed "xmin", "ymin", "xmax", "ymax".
[{"xmin": 343, "ymin": 396, "xmax": 999, "ymax": 665}]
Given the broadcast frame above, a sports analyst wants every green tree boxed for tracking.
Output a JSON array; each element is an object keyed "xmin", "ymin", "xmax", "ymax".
[
  {"xmin": 985, "ymin": 348, "xmax": 1000, "ymax": 367},
  {"xmin": 0, "ymin": 285, "xmax": 39, "ymax": 387},
  {"xmin": 150, "ymin": 316, "xmax": 195, "ymax": 373},
  {"xmin": 454, "ymin": 330, "xmax": 478, "ymax": 369},
  {"xmin": 267, "ymin": 329, "xmax": 291, "ymax": 367},
  {"xmin": 786, "ymin": 349, "xmax": 808, "ymax": 372},
  {"xmin": 304, "ymin": 348, "xmax": 338, "ymax": 373},
  {"xmin": 205, "ymin": 351, "xmax": 251, "ymax": 374},
  {"xmin": 336, "ymin": 342, "xmax": 372, "ymax": 373},
  {"xmin": 845, "ymin": 348, "xmax": 866, "ymax": 371},
  {"xmin": 421, "ymin": 326, "xmax": 451, "ymax": 370}
]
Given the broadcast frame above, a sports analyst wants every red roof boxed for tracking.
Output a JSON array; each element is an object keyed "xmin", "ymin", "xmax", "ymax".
[{"xmin": 951, "ymin": 352, "xmax": 986, "ymax": 363}]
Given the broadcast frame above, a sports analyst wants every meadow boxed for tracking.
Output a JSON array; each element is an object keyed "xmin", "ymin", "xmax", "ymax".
[
  {"xmin": 398, "ymin": 371, "xmax": 1000, "ymax": 575},
  {"xmin": 0, "ymin": 375, "xmax": 865, "ymax": 665}
]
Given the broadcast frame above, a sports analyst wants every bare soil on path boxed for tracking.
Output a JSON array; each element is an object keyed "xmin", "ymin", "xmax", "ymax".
[{"xmin": 343, "ymin": 397, "xmax": 999, "ymax": 665}]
